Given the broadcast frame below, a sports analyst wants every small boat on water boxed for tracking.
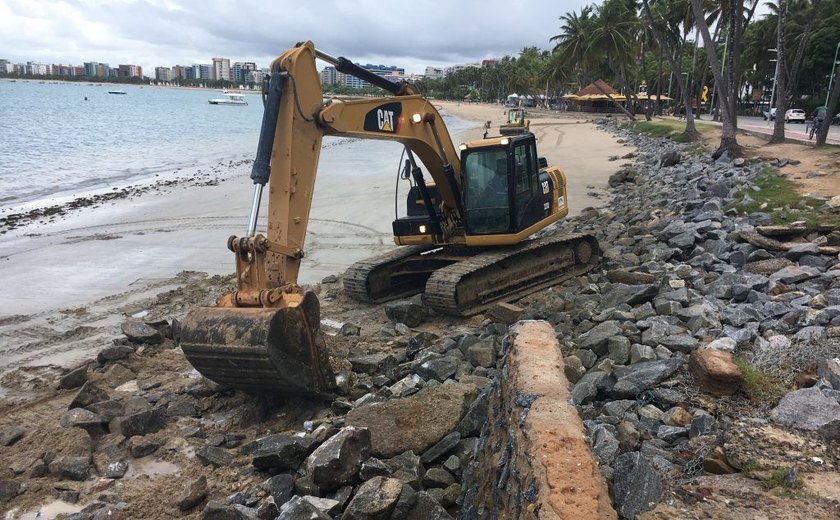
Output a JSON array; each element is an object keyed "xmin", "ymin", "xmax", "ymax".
[
  {"xmin": 208, "ymin": 93, "xmax": 248, "ymax": 106},
  {"xmin": 108, "ymin": 89, "xmax": 127, "ymax": 95}
]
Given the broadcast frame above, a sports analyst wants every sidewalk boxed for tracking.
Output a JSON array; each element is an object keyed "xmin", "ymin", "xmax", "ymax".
[{"xmin": 660, "ymin": 115, "xmax": 840, "ymax": 145}]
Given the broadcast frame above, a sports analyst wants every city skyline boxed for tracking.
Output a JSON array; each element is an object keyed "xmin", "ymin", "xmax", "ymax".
[{"xmin": 0, "ymin": 0, "xmax": 604, "ymax": 77}]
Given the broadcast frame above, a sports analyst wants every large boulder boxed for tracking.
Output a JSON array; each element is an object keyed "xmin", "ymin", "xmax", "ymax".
[
  {"xmin": 250, "ymin": 434, "xmax": 317, "ymax": 470},
  {"xmin": 611, "ymin": 358, "xmax": 683, "ymax": 397},
  {"xmin": 384, "ymin": 301, "xmax": 424, "ymax": 328},
  {"xmin": 305, "ymin": 426, "xmax": 371, "ymax": 490},
  {"xmin": 689, "ymin": 349, "xmax": 742, "ymax": 396},
  {"xmin": 342, "ymin": 476, "xmax": 403, "ymax": 520},
  {"xmin": 770, "ymin": 387, "xmax": 840, "ymax": 439},
  {"xmin": 612, "ymin": 452, "xmax": 661, "ymax": 519},
  {"xmin": 346, "ymin": 383, "xmax": 476, "ymax": 458}
]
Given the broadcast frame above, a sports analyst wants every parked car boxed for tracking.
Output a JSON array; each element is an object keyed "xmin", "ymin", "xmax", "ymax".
[
  {"xmin": 784, "ymin": 109, "xmax": 806, "ymax": 123},
  {"xmin": 763, "ymin": 107, "xmax": 777, "ymax": 121}
]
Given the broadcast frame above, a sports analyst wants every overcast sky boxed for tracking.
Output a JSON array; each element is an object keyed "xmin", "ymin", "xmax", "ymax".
[{"xmin": 0, "ymin": 0, "xmax": 604, "ymax": 75}]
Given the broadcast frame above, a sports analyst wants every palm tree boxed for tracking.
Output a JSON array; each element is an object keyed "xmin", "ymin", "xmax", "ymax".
[
  {"xmin": 770, "ymin": 0, "xmax": 788, "ymax": 143},
  {"xmin": 551, "ymin": 5, "xmax": 638, "ymax": 119},
  {"xmin": 642, "ymin": 0, "xmax": 700, "ymax": 138}
]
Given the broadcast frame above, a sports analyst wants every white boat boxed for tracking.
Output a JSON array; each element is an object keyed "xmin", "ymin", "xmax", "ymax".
[
  {"xmin": 108, "ymin": 89, "xmax": 127, "ymax": 95},
  {"xmin": 208, "ymin": 93, "xmax": 248, "ymax": 106}
]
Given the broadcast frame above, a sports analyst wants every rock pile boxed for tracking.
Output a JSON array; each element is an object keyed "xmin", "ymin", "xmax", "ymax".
[
  {"xmin": 512, "ymin": 120, "xmax": 840, "ymax": 517},
  {"xmin": 0, "ymin": 302, "xmax": 511, "ymax": 519}
]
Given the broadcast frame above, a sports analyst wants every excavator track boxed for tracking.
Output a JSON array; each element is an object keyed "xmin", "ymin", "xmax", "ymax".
[
  {"xmin": 344, "ymin": 245, "xmax": 451, "ymax": 303},
  {"xmin": 422, "ymin": 233, "xmax": 599, "ymax": 316}
]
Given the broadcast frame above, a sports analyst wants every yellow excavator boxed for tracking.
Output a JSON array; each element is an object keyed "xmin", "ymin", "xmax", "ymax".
[{"xmin": 179, "ymin": 42, "xmax": 598, "ymax": 396}]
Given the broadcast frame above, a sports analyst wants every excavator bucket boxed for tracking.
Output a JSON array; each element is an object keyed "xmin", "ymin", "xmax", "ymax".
[{"xmin": 179, "ymin": 290, "xmax": 335, "ymax": 397}]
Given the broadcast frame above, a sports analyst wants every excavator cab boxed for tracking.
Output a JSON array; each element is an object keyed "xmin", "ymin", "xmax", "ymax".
[{"xmin": 461, "ymin": 133, "xmax": 551, "ymax": 235}]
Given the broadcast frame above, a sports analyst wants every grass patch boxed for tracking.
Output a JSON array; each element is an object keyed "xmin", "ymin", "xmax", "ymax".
[
  {"xmin": 762, "ymin": 468, "xmax": 797, "ymax": 490},
  {"xmin": 732, "ymin": 358, "xmax": 786, "ymax": 407},
  {"xmin": 727, "ymin": 166, "xmax": 840, "ymax": 230}
]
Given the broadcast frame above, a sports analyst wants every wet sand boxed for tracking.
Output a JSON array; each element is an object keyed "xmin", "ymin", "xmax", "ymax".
[{"xmin": 0, "ymin": 102, "xmax": 629, "ymax": 373}]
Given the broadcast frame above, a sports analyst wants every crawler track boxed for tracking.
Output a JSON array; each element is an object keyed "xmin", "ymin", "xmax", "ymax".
[{"xmin": 344, "ymin": 233, "xmax": 599, "ymax": 316}]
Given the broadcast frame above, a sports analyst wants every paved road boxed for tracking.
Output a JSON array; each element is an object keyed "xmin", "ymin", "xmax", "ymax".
[{"xmin": 688, "ymin": 114, "xmax": 840, "ymax": 144}]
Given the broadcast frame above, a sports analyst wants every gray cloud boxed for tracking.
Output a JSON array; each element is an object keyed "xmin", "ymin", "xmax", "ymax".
[{"xmin": 2, "ymin": 0, "xmax": 593, "ymax": 73}]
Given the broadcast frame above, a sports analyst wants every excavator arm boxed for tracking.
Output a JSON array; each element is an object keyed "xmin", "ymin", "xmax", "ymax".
[{"xmin": 179, "ymin": 41, "xmax": 465, "ymax": 396}]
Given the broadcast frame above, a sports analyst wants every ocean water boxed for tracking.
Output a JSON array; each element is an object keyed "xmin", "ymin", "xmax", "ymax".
[{"xmin": 0, "ymin": 80, "xmax": 471, "ymax": 211}]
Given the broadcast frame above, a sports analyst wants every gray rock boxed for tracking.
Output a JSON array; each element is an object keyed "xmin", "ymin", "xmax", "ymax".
[
  {"xmin": 571, "ymin": 371, "xmax": 611, "ymax": 405},
  {"xmin": 127, "ymin": 435, "xmax": 160, "ymax": 458},
  {"xmin": 414, "ymin": 357, "xmax": 459, "ymax": 382},
  {"xmin": 689, "ymin": 414, "xmax": 715, "ymax": 438},
  {"xmin": 630, "ymin": 344, "xmax": 657, "ymax": 364},
  {"xmin": 423, "ymin": 467, "xmax": 455, "ymax": 488},
  {"xmin": 602, "ymin": 400, "xmax": 635, "ymax": 418},
  {"xmin": 48, "ymin": 456, "xmax": 91, "ymax": 481},
  {"xmin": 592, "ymin": 426, "xmax": 620, "ymax": 465},
  {"xmin": 793, "ymin": 326, "xmax": 827, "ymax": 343},
  {"xmin": 612, "ymin": 452, "xmax": 662, "ymax": 519},
  {"xmin": 607, "ymin": 336, "xmax": 631, "ymax": 364},
  {"xmin": 785, "ymin": 243, "xmax": 820, "ymax": 260},
  {"xmin": 59, "ymin": 366, "xmax": 88, "ymax": 390},
  {"xmin": 384, "ymin": 301, "xmax": 424, "ymax": 328},
  {"xmin": 104, "ymin": 459, "xmax": 128, "ymax": 478},
  {"xmin": 602, "ymin": 284, "xmax": 659, "ymax": 309},
  {"xmin": 69, "ymin": 381, "xmax": 110, "ymax": 409},
  {"xmin": 360, "ymin": 457, "xmax": 391, "ymax": 480},
  {"xmin": 656, "ymin": 425, "xmax": 688, "ymax": 444},
  {"xmin": 466, "ymin": 343, "xmax": 496, "ymax": 368},
  {"xmin": 342, "ymin": 476, "xmax": 403, "ymax": 519},
  {"xmin": 275, "ymin": 496, "xmax": 331, "ymax": 520},
  {"xmin": 770, "ymin": 387, "xmax": 840, "ymax": 439},
  {"xmin": 121, "ymin": 319, "xmax": 163, "ymax": 344},
  {"xmin": 350, "ymin": 353, "xmax": 399, "ymax": 381},
  {"xmin": 197, "ymin": 445, "xmax": 234, "ymax": 467},
  {"xmin": 660, "ymin": 150, "xmax": 681, "ymax": 167},
  {"xmin": 818, "ymin": 358, "xmax": 840, "ymax": 390},
  {"xmin": 250, "ymin": 434, "xmax": 317, "ymax": 470},
  {"xmin": 420, "ymin": 432, "xmax": 460, "ymax": 465},
  {"xmin": 0, "ymin": 480, "xmax": 20, "ymax": 502},
  {"xmin": 97, "ymin": 345, "xmax": 134, "ymax": 364},
  {"xmin": 60, "ymin": 408, "xmax": 104, "ymax": 429},
  {"xmin": 265, "ymin": 474, "xmax": 294, "ymax": 508},
  {"xmin": 0, "ymin": 426, "xmax": 25, "ymax": 447},
  {"xmin": 456, "ymin": 389, "xmax": 490, "ymax": 437},
  {"xmin": 112, "ymin": 407, "xmax": 166, "ymax": 438},
  {"xmin": 305, "ymin": 426, "xmax": 371, "ymax": 490},
  {"xmin": 301, "ymin": 496, "xmax": 340, "ymax": 517},
  {"xmin": 612, "ymin": 358, "xmax": 683, "ymax": 398},
  {"xmin": 384, "ymin": 451, "xmax": 424, "ymax": 491},
  {"xmin": 578, "ymin": 321, "xmax": 622, "ymax": 356},
  {"xmin": 769, "ymin": 265, "xmax": 821, "ymax": 285},
  {"xmin": 406, "ymin": 491, "xmax": 453, "ymax": 520}
]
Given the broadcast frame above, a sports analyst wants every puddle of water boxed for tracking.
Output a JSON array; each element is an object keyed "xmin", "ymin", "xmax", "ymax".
[
  {"xmin": 11, "ymin": 500, "xmax": 84, "ymax": 520},
  {"xmin": 123, "ymin": 458, "xmax": 180, "ymax": 479}
]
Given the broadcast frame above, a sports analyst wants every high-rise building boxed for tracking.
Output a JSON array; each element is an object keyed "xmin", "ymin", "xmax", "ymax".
[
  {"xmin": 171, "ymin": 65, "xmax": 188, "ymax": 80},
  {"xmin": 84, "ymin": 61, "xmax": 99, "ymax": 77},
  {"xmin": 0, "ymin": 59, "xmax": 11, "ymax": 73},
  {"xmin": 231, "ymin": 62, "xmax": 257, "ymax": 82},
  {"xmin": 246, "ymin": 70, "xmax": 264, "ymax": 84},
  {"xmin": 320, "ymin": 66, "xmax": 337, "ymax": 85},
  {"xmin": 195, "ymin": 64, "xmax": 211, "ymax": 80},
  {"xmin": 212, "ymin": 57, "xmax": 231, "ymax": 81},
  {"xmin": 96, "ymin": 63, "xmax": 110, "ymax": 77},
  {"xmin": 117, "ymin": 64, "xmax": 143, "ymax": 77},
  {"xmin": 26, "ymin": 62, "xmax": 48, "ymax": 75},
  {"xmin": 155, "ymin": 67, "xmax": 172, "ymax": 81},
  {"xmin": 337, "ymin": 63, "xmax": 405, "ymax": 89}
]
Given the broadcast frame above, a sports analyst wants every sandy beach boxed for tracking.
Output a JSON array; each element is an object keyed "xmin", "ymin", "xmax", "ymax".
[{"xmin": 0, "ymin": 101, "xmax": 630, "ymax": 374}]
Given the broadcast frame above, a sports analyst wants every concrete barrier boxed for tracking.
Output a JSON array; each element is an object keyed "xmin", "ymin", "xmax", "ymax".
[{"xmin": 460, "ymin": 320, "xmax": 616, "ymax": 519}]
